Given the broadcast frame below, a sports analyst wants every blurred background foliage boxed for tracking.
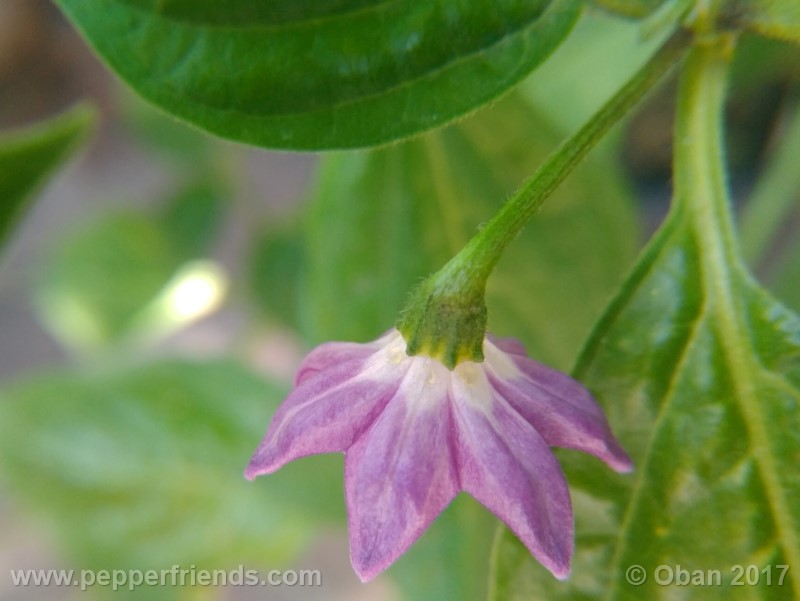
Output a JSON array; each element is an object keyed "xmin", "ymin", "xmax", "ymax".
[{"xmin": 0, "ymin": 1, "xmax": 799, "ymax": 600}]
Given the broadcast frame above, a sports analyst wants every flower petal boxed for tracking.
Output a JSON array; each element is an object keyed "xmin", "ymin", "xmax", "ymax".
[
  {"xmin": 485, "ymin": 341, "xmax": 633, "ymax": 473},
  {"xmin": 486, "ymin": 334, "xmax": 528, "ymax": 357},
  {"xmin": 295, "ymin": 330, "xmax": 399, "ymax": 386},
  {"xmin": 452, "ymin": 363, "xmax": 573, "ymax": 580},
  {"xmin": 345, "ymin": 358, "xmax": 459, "ymax": 582},
  {"xmin": 245, "ymin": 346, "xmax": 409, "ymax": 479}
]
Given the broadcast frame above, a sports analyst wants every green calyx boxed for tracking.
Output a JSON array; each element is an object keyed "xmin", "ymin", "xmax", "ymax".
[{"xmin": 396, "ymin": 260, "xmax": 488, "ymax": 370}]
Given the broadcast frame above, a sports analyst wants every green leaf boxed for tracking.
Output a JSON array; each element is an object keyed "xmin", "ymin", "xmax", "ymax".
[
  {"xmin": 490, "ymin": 42, "xmax": 800, "ymax": 601},
  {"xmin": 55, "ymin": 0, "xmax": 579, "ymax": 150},
  {"xmin": 303, "ymin": 91, "xmax": 638, "ymax": 369},
  {"xmin": 118, "ymin": 90, "xmax": 216, "ymax": 162},
  {"xmin": 0, "ymin": 359, "xmax": 344, "ymax": 570},
  {"xmin": 0, "ymin": 104, "xmax": 95, "ymax": 250},
  {"xmin": 739, "ymin": 0, "xmax": 800, "ymax": 44}
]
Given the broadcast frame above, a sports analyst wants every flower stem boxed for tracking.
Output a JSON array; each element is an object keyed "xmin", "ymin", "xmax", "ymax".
[
  {"xmin": 456, "ymin": 28, "xmax": 691, "ymax": 283},
  {"xmin": 398, "ymin": 28, "xmax": 691, "ymax": 368}
]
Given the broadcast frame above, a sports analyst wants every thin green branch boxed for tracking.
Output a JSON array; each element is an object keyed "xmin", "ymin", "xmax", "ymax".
[{"xmin": 444, "ymin": 28, "xmax": 691, "ymax": 287}]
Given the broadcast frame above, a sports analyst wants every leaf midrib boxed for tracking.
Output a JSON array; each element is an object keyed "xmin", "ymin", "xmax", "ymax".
[
  {"xmin": 683, "ymin": 40, "xmax": 799, "ymax": 596},
  {"xmin": 704, "ymin": 260, "xmax": 800, "ymax": 596},
  {"xmin": 684, "ymin": 42, "xmax": 800, "ymax": 589}
]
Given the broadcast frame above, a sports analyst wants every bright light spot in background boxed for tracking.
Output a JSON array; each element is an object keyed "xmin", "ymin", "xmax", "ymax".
[
  {"xmin": 130, "ymin": 259, "xmax": 229, "ymax": 342},
  {"xmin": 157, "ymin": 260, "xmax": 228, "ymax": 323},
  {"xmin": 36, "ymin": 259, "xmax": 229, "ymax": 352},
  {"xmin": 124, "ymin": 259, "xmax": 229, "ymax": 346}
]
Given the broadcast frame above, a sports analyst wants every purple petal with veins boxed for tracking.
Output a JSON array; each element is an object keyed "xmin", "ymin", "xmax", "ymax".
[
  {"xmin": 483, "ymin": 341, "xmax": 633, "ymax": 472},
  {"xmin": 451, "ymin": 360, "xmax": 573, "ymax": 579},
  {"xmin": 246, "ymin": 332, "xmax": 409, "ymax": 477},
  {"xmin": 295, "ymin": 331, "xmax": 394, "ymax": 385},
  {"xmin": 346, "ymin": 358, "xmax": 459, "ymax": 581}
]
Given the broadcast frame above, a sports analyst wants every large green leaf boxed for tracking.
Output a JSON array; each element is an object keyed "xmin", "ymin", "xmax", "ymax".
[
  {"xmin": 0, "ymin": 105, "xmax": 95, "ymax": 250},
  {"xmin": 490, "ymin": 42, "xmax": 800, "ymax": 601},
  {"xmin": 0, "ymin": 360, "xmax": 344, "ymax": 571},
  {"xmin": 302, "ymin": 91, "xmax": 638, "ymax": 370},
  {"xmin": 119, "ymin": 89, "xmax": 216, "ymax": 163},
  {"xmin": 55, "ymin": 0, "xmax": 579, "ymax": 150}
]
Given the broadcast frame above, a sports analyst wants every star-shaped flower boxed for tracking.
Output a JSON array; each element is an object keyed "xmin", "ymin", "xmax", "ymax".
[{"xmin": 246, "ymin": 328, "xmax": 631, "ymax": 581}]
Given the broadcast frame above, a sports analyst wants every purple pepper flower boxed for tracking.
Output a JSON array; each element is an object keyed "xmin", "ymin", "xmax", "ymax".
[{"xmin": 245, "ymin": 328, "xmax": 631, "ymax": 582}]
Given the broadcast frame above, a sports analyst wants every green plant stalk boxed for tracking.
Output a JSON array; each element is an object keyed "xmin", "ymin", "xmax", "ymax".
[
  {"xmin": 676, "ymin": 34, "xmax": 740, "ymax": 262},
  {"xmin": 453, "ymin": 30, "xmax": 690, "ymax": 283},
  {"xmin": 398, "ymin": 29, "xmax": 690, "ymax": 368}
]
